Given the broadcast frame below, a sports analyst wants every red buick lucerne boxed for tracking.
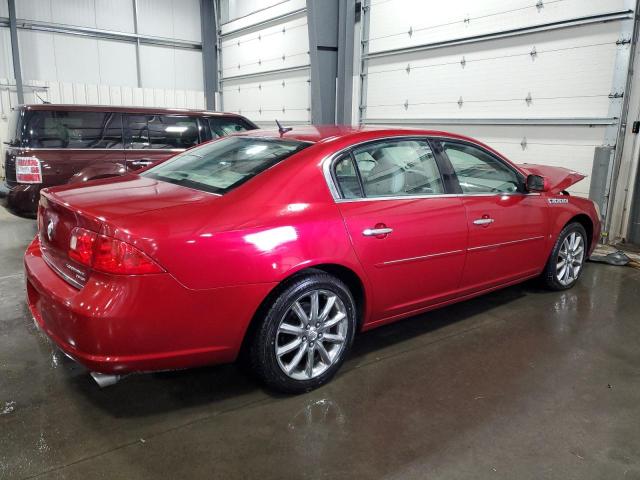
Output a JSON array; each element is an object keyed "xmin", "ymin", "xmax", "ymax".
[{"xmin": 25, "ymin": 126, "xmax": 601, "ymax": 393}]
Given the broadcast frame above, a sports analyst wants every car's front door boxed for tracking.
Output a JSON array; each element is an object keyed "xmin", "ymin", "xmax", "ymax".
[
  {"xmin": 332, "ymin": 138, "xmax": 468, "ymax": 324},
  {"xmin": 124, "ymin": 114, "xmax": 200, "ymax": 171},
  {"xmin": 437, "ymin": 140, "xmax": 549, "ymax": 293}
]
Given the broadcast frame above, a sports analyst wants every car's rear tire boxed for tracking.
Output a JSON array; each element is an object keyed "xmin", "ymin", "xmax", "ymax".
[
  {"xmin": 542, "ymin": 222, "xmax": 588, "ymax": 291},
  {"xmin": 249, "ymin": 272, "xmax": 357, "ymax": 394}
]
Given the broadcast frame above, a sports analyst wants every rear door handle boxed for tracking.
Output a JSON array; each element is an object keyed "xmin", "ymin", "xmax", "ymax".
[
  {"xmin": 363, "ymin": 227, "xmax": 393, "ymax": 236},
  {"xmin": 473, "ymin": 218, "xmax": 494, "ymax": 226}
]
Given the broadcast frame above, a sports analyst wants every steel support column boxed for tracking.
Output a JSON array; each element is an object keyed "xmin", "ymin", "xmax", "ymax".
[
  {"xmin": 200, "ymin": 0, "xmax": 219, "ymax": 111},
  {"xmin": 7, "ymin": 0, "xmax": 24, "ymax": 104},
  {"xmin": 307, "ymin": 0, "xmax": 339, "ymax": 124},
  {"xmin": 337, "ymin": 0, "xmax": 356, "ymax": 125}
]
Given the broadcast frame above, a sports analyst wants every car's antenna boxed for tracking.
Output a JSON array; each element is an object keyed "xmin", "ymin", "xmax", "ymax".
[{"xmin": 275, "ymin": 119, "xmax": 292, "ymax": 136}]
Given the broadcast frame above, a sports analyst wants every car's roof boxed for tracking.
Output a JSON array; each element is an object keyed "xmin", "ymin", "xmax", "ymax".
[
  {"xmin": 18, "ymin": 104, "xmax": 247, "ymax": 118},
  {"xmin": 237, "ymin": 125, "xmax": 482, "ymax": 145}
]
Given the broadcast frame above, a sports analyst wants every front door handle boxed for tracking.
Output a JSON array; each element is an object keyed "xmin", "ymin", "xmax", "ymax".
[
  {"xmin": 363, "ymin": 227, "xmax": 393, "ymax": 237},
  {"xmin": 473, "ymin": 218, "xmax": 495, "ymax": 226},
  {"xmin": 129, "ymin": 159, "xmax": 154, "ymax": 168}
]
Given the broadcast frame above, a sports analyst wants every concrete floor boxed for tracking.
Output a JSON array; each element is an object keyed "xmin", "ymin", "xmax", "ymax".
[{"xmin": 1, "ymin": 205, "xmax": 639, "ymax": 480}]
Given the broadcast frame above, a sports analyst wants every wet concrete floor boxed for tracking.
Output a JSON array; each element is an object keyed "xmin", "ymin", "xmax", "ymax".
[{"xmin": 1, "ymin": 205, "xmax": 639, "ymax": 479}]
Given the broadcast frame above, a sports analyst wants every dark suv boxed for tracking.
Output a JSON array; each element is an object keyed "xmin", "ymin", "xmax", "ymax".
[{"xmin": 1, "ymin": 104, "xmax": 258, "ymax": 216}]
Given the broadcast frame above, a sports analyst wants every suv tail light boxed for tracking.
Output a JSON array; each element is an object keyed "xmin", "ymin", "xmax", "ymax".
[
  {"xmin": 69, "ymin": 227, "xmax": 164, "ymax": 275},
  {"xmin": 16, "ymin": 157, "xmax": 43, "ymax": 184}
]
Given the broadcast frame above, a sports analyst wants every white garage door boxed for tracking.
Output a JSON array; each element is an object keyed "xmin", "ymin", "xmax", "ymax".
[
  {"xmin": 361, "ymin": 0, "xmax": 636, "ymax": 198},
  {"xmin": 219, "ymin": 0, "xmax": 311, "ymax": 126}
]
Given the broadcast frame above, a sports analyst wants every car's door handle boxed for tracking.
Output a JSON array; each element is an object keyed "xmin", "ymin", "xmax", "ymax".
[
  {"xmin": 473, "ymin": 218, "xmax": 495, "ymax": 226},
  {"xmin": 129, "ymin": 159, "xmax": 154, "ymax": 167},
  {"xmin": 363, "ymin": 227, "xmax": 393, "ymax": 237}
]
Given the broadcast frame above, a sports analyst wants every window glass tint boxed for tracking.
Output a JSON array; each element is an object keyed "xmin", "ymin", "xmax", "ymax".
[
  {"xmin": 334, "ymin": 156, "xmax": 363, "ymax": 199},
  {"xmin": 125, "ymin": 115, "xmax": 199, "ymax": 149},
  {"xmin": 208, "ymin": 117, "xmax": 254, "ymax": 138},
  {"xmin": 443, "ymin": 142, "xmax": 521, "ymax": 194},
  {"xmin": 351, "ymin": 140, "xmax": 444, "ymax": 197},
  {"xmin": 21, "ymin": 111, "xmax": 123, "ymax": 148},
  {"xmin": 142, "ymin": 136, "xmax": 309, "ymax": 194}
]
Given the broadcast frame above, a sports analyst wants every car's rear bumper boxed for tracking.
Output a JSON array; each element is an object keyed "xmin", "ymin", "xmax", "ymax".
[
  {"xmin": 24, "ymin": 236, "xmax": 276, "ymax": 374},
  {"xmin": 4, "ymin": 182, "xmax": 40, "ymax": 216}
]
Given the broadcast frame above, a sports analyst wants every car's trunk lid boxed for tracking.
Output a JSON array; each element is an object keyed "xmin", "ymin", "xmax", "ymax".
[{"xmin": 38, "ymin": 175, "xmax": 214, "ymax": 287}]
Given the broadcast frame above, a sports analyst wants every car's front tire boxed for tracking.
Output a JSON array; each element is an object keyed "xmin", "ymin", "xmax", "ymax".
[
  {"xmin": 542, "ymin": 222, "xmax": 588, "ymax": 291},
  {"xmin": 249, "ymin": 272, "xmax": 357, "ymax": 394}
]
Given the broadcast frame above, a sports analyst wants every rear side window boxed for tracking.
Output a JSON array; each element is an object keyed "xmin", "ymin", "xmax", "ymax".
[
  {"xmin": 142, "ymin": 136, "xmax": 309, "ymax": 194},
  {"xmin": 125, "ymin": 115, "xmax": 199, "ymax": 149},
  {"xmin": 207, "ymin": 117, "xmax": 255, "ymax": 138},
  {"xmin": 21, "ymin": 111, "xmax": 123, "ymax": 149}
]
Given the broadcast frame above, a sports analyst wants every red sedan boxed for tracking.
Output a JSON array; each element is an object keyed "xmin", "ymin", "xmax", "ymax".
[{"xmin": 25, "ymin": 127, "xmax": 601, "ymax": 393}]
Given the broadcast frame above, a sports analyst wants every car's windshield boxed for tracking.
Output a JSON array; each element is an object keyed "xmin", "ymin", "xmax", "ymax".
[{"xmin": 142, "ymin": 136, "xmax": 310, "ymax": 194}]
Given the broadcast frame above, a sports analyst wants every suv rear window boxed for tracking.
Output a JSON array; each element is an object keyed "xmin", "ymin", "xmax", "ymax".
[
  {"xmin": 142, "ymin": 136, "xmax": 309, "ymax": 194},
  {"xmin": 208, "ymin": 117, "xmax": 254, "ymax": 138},
  {"xmin": 20, "ymin": 111, "xmax": 123, "ymax": 148},
  {"xmin": 6, "ymin": 109, "xmax": 21, "ymax": 146}
]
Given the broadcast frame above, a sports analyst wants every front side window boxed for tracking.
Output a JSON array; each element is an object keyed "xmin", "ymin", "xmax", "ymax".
[
  {"xmin": 442, "ymin": 142, "xmax": 521, "ymax": 194},
  {"xmin": 21, "ymin": 111, "xmax": 123, "ymax": 149},
  {"xmin": 125, "ymin": 115, "xmax": 200, "ymax": 150},
  {"xmin": 142, "ymin": 136, "xmax": 310, "ymax": 194},
  {"xmin": 208, "ymin": 117, "xmax": 255, "ymax": 138},
  {"xmin": 334, "ymin": 139, "xmax": 444, "ymax": 198}
]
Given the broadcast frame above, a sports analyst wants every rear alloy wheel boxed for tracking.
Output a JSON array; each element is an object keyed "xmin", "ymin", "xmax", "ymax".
[
  {"xmin": 542, "ymin": 222, "xmax": 588, "ymax": 290},
  {"xmin": 249, "ymin": 273, "xmax": 356, "ymax": 393}
]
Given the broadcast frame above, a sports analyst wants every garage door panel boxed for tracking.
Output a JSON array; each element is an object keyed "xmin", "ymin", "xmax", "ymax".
[
  {"xmin": 223, "ymin": 71, "xmax": 311, "ymax": 123},
  {"xmin": 368, "ymin": 0, "xmax": 630, "ymax": 54},
  {"xmin": 365, "ymin": 21, "xmax": 623, "ymax": 120},
  {"xmin": 221, "ymin": 15, "xmax": 310, "ymax": 78}
]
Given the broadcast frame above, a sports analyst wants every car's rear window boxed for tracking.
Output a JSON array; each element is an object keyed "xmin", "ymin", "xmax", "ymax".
[{"xmin": 141, "ymin": 136, "xmax": 310, "ymax": 194}]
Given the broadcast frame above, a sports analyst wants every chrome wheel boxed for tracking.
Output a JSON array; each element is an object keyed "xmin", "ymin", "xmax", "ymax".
[
  {"xmin": 275, "ymin": 289, "xmax": 348, "ymax": 381},
  {"xmin": 556, "ymin": 231, "xmax": 585, "ymax": 286}
]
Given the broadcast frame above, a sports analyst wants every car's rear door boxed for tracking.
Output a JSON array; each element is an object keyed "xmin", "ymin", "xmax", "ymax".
[
  {"xmin": 332, "ymin": 138, "xmax": 468, "ymax": 324},
  {"xmin": 124, "ymin": 114, "xmax": 200, "ymax": 171},
  {"xmin": 435, "ymin": 139, "xmax": 549, "ymax": 293}
]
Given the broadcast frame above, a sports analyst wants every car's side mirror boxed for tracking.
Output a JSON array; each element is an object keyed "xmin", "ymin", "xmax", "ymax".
[{"xmin": 526, "ymin": 174, "xmax": 547, "ymax": 192}]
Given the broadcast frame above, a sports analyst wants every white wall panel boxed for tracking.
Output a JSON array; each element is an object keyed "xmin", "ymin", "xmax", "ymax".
[
  {"xmin": 0, "ymin": 28, "xmax": 13, "ymax": 80},
  {"xmin": 137, "ymin": 0, "xmax": 201, "ymax": 42},
  {"xmin": 52, "ymin": 35, "xmax": 101, "ymax": 83},
  {"xmin": 368, "ymin": 0, "xmax": 630, "ymax": 53},
  {"xmin": 98, "ymin": 40, "xmax": 138, "ymax": 87},
  {"xmin": 17, "ymin": 30, "xmax": 57, "ymax": 82},
  {"xmin": 0, "ymin": 0, "xmax": 7, "ymax": 17},
  {"xmin": 221, "ymin": 14, "xmax": 309, "ymax": 78},
  {"xmin": 139, "ymin": 45, "xmax": 204, "ymax": 91},
  {"xmin": 223, "ymin": 70, "xmax": 310, "ymax": 122},
  {"xmin": 95, "ymin": 0, "xmax": 135, "ymax": 32},
  {"xmin": 15, "ymin": 0, "xmax": 52, "ymax": 22}
]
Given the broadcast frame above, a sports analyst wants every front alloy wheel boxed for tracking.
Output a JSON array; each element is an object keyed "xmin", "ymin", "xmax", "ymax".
[
  {"xmin": 542, "ymin": 222, "xmax": 588, "ymax": 291},
  {"xmin": 249, "ymin": 272, "xmax": 356, "ymax": 393},
  {"xmin": 556, "ymin": 231, "xmax": 585, "ymax": 286}
]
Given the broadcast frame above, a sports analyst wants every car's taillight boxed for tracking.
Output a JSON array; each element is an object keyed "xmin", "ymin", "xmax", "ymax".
[
  {"xmin": 68, "ymin": 227, "xmax": 164, "ymax": 275},
  {"xmin": 15, "ymin": 156, "xmax": 42, "ymax": 184},
  {"xmin": 69, "ymin": 228, "xmax": 97, "ymax": 266}
]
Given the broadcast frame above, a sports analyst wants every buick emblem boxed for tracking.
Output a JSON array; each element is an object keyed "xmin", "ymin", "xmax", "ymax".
[{"xmin": 46, "ymin": 218, "xmax": 56, "ymax": 241}]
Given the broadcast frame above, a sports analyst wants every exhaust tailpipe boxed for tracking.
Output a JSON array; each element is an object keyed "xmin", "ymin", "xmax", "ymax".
[{"xmin": 90, "ymin": 372, "xmax": 122, "ymax": 388}]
